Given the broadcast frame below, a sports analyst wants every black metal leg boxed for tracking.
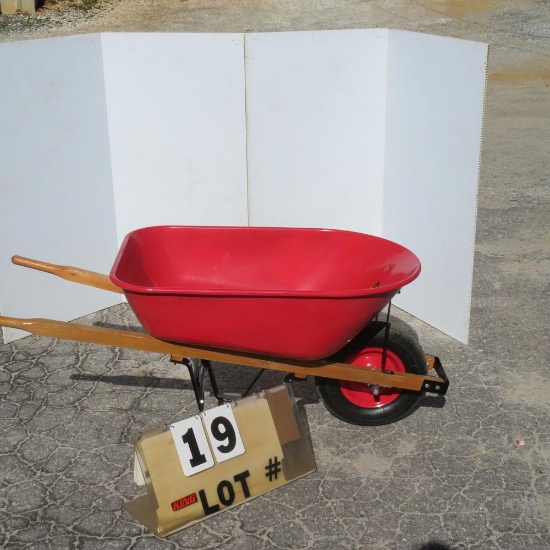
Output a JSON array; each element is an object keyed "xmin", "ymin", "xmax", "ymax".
[
  {"xmin": 241, "ymin": 368, "xmax": 266, "ymax": 398},
  {"xmin": 185, "ymin": 358, "xmax": 207, "ymax": 412},
  {"xmin": 172, "ymin": 357, "xmax": 274, "ymax": 412},
  {"xmin": 380, "ymin": 301, "xmax": 392, "ymax": 374},
  {"xmin": 171, "ymin": 356, "xmax": 235, "ymax": 412},
  {"xmin": 202, "ymin": 360, "xmax": 234, "ymax": 404}
]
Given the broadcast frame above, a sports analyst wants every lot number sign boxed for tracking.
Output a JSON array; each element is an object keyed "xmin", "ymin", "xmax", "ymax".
[{"xmin": 125, "ymin": 384, "xmax": 316, "ymax": 537}]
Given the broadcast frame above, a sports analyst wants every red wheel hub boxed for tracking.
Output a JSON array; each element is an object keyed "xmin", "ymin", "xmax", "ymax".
[{"xmin": 340, "ymin": 348, "xmax": 406, "ymax": 408}]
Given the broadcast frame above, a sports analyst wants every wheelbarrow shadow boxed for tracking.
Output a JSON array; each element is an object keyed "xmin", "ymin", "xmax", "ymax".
[
  {"xmin": 414, "ymin": 542, "xmax": 452, "ymax": 550},
  {"xmin": 71, "ymin": 372, "xmax": 192, "ymax": 391},
  {"xmin": 209, "ymin": 361, "xmax": 320, "ymax": 405}
]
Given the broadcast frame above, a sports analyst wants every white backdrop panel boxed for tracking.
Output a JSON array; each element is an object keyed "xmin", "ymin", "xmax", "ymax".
[
  {"xmin": 101, "ymin": 33, "xmax": 248, "ymax": 243},
  {"xmin": 382, "ymin": 31, "xmax": 488, "ymax": 342},
  {"xmin": 0, "ymin": 35, "xmax": 121, "ymax": 343},
  {"xmin": 0, "ymin": 31, "xmax": 486, "ymax": 345},
  {"xmin": 246, "ymin": 30, "xmax": 388, "ymax": 234}
]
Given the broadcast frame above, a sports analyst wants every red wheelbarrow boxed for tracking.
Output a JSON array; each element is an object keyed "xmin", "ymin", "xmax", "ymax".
[{"xmin": 0, "ymin": 226, "xmax": 448, "ymax": 426}]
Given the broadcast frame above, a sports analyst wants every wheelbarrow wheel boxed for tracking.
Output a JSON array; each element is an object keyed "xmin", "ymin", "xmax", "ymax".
[{"xmin": 315, "ymin": 324, "xmax": 427, "ymax": 426}]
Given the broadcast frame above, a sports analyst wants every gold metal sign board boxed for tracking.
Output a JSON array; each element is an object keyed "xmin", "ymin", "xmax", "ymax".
[{"xmin": 125, "ymin": 384, "xmax": 316, "ymax": 537}]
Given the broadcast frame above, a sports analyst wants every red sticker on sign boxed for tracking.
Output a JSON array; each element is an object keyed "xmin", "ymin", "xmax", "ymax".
[{"xmin": 171, "ymin": 493, "xmax": 198, "ymax": 512}]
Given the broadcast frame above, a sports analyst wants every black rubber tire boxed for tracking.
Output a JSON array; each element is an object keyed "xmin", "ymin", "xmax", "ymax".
[{"xmin": 315, "ymin": 323, "xmax": 427, "ymax": 426}]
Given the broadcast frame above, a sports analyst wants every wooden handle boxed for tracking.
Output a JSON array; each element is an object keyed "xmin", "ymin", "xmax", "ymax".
[
  {"xmin": 0, "ymin": 316, "xmax": 31, "ymax": 331},
  {"xmin": 11, "ymin": 256, "xmax": 123, "ymax": 294},
  {"xmin": 0, "ymin": 315, "xmax": 444, "ymax": 391},
  {"xmin": 0, "ymin": 316, "xmax": 176, "ymax": 353}
]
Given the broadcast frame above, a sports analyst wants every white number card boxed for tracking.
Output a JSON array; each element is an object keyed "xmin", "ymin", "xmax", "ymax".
[
  {"xmin": 170, "ymin": 416, "xmax": 215, "ymax": 477},
  {"xmin": 202, "ymin": 404, "xmax": 245, "ymax": 463},
  {"xmin": 170, "ymin": 404, "xmax": 246, "ymax": 476}
]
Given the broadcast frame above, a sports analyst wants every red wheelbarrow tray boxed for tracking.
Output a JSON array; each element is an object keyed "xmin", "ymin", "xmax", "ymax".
[
  {"xmin": 109, "ymin": 226, "xmax": 421, "ymax": 360},
  {"xmin": 1, "ymin": 226, "xmax": 447, "ymax": 425}
]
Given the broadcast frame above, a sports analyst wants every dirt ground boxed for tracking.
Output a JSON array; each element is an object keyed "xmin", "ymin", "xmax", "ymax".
[
  {"xmin": 1, "ymin": 0, "xmax": 549, "ymax": 79},
  {"xmin": 1, "ymin": 0, "xmax": 549, "ymax": 91}
]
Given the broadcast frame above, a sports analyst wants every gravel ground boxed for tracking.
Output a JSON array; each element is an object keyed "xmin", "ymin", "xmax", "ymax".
[{"xmin": 0, "ymin": 1, "xmax": 109, "ymax": 39}]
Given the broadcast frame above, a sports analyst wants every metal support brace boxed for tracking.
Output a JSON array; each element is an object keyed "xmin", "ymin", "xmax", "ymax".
[
  {"xmin": 380, "ymin": 301, "xmax": 393, "ymax": 374},
  {"xmin": 171, "ymin": 357, "xmax": 270, "ymax": 412},
  {"xmin": 171, "ymin": 357, "xmax": 232, "ymax": 412}
]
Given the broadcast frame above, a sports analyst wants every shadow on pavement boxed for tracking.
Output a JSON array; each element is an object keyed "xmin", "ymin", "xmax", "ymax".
[{"xmin": 414, "ymin": 542, "xmax": 452, "ymax": 550}]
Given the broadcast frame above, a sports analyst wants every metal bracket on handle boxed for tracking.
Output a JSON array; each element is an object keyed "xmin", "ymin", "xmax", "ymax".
[{"xmin": 424, "ymin": 355, "xmax": 450, "ymax": 395}]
